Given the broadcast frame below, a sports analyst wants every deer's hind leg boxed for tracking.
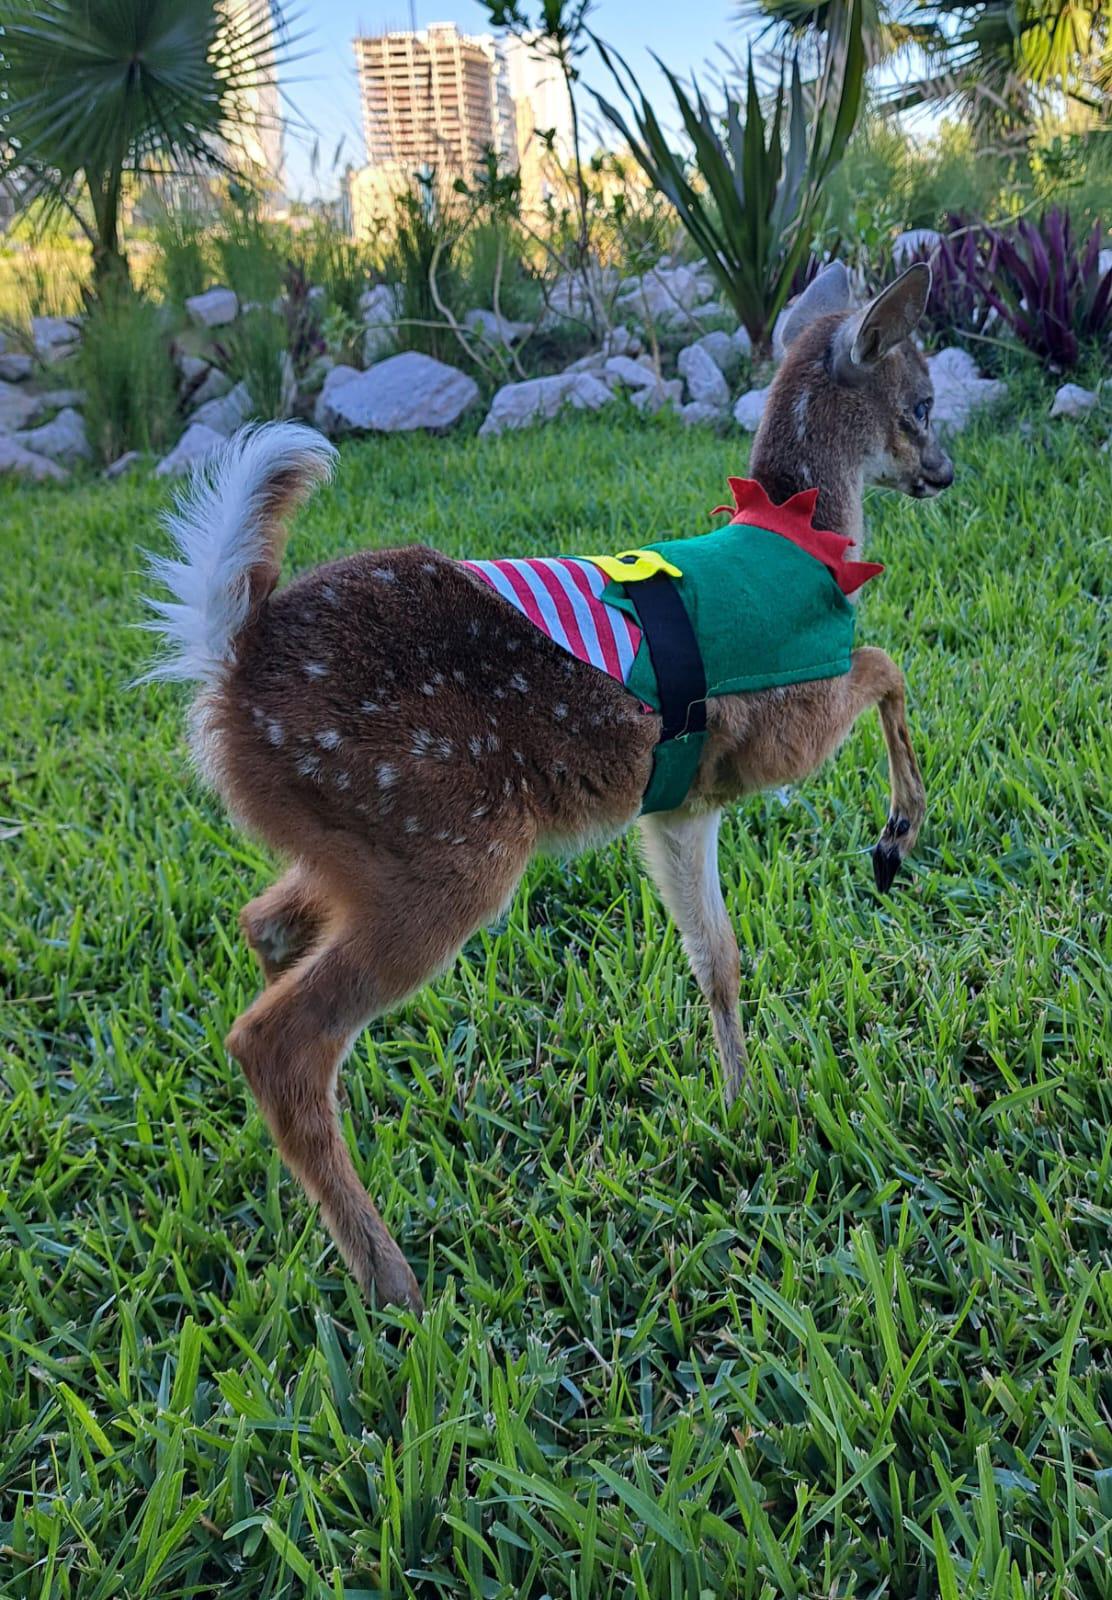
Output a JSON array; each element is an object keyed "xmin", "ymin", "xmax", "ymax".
[
  {"xmin": 226, "ymin": 841, "xmax": 530, "ymax": 1309},
  {"xmin": 240, "ymin": 862, "xmax": 326, "ymax": 983}
]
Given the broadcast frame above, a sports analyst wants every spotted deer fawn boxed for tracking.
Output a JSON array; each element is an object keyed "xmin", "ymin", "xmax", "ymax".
[{"xmin": 145, "ymin": 263, "xmax": 953, "ymax": 1311}]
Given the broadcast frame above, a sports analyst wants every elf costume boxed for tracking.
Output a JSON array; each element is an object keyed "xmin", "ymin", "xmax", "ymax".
[{"xmin": 461, "ymin": 477, "xmax": 883, "ymax": 814}]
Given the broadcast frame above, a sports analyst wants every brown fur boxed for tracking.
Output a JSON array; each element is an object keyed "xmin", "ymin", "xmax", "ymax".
[{"xmin": 169, "ymin": 268, "xmax": 952, "ymax": 1311}]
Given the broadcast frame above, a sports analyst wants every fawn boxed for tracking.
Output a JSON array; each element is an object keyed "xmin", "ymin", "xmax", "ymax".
[{"xmin": 145, "ymin": 262, "xmax": 953, "ymax": 1312}]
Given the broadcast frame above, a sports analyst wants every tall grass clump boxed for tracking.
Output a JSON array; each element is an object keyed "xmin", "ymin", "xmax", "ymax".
[
  {"xmin": 383, "ymin": 174, "xmax": 464, "ymax": 360},
  {"xmin": 150, "ymin": 199, "xmax": 210, "ymax": 307},
  {"xmin": 296, "ymin": 217, "xmax": 370, "ymax": 321},
  {"xmin": 213, "ymin": 305, "xmax": 294, "ymax": 420},
  {"xmin": 212, "ymin": 195, "xmax": 289, "ymax": 305},
  {"xmin": 77, "ymin": 287, "xmax": 178, "ymax": 463}
]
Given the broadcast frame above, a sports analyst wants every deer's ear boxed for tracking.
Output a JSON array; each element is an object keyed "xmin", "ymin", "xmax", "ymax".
[
  {"xmin": 834, "ymin": 264, "xmax": 931, "ymax": 376},
  {"xmin": 778, "ymin": 261, "xmax": 852, "ymax": 351}
]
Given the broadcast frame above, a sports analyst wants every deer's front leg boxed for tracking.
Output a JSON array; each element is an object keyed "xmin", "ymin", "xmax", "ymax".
[
  {"xmin": 849, "ymin": 648, "xmax": 926, "ymax": 891},
  {"xmin": 638, "ymin": 809, "xmax": 747, "ymax": 1103}
]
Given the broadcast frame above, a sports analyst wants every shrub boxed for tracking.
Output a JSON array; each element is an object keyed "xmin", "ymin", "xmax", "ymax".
[
  {"xmin": 212, "ymin": 194, "xmax": 289, "ymax": 304},
  {"xmin": 77, "ymin": 287, "xmax": 179, "ymax": 464},
  {"xmin": 980, "ymin": 208, "xmax": 1112, "ymax": 371},
  {"xmin": 892, "ymin": 218, "xmax": 996, "ymax": 345},
  {"xmin": 383, "ymin": 174, "xmax": 464, "ymax": 360},
  {"xmin": 214, "ymin": 305, "xmax": 294, "ymax": 420},
  {"xmin": 296, "ymin": 218, "xmax": 370, "ymax": 322},
  {"xmin": 591, "ymin": 0, "xmax": 866, "ymax": 353},
  {"xmin": 151, "ymin": 200, "xmax": 210, "ymax": 307}
]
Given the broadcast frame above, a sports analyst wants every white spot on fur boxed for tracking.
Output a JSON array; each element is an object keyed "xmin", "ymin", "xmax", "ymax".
[
  {"xmin": 370, "ymin": 566, "xmax": 397, "ymax": 582},
  {"xmin": 304, "ymin": 661, "xmax": 328, "ymax": 679},
  {"xmin": 793, "ymin": 389, "xmax": 810, "ymax": 440},
  {"xmin": 250, "ymin": 705, "xmax": 265, "ymax": 726},
  {"xmin": 452, "ymin": 669, "xmax": 466, "ymax": 684},
  {"xmin": 377, "ymin": 762, "xmax": 397, "ymax": 787},
  {"xmin": 485, "ymin": 732, "xmax": 500, "ymax": 753},
  {"xmin": 335, "ymin": 771, "xmax": 351, "ymax": 789},
  {"xmin": 506, "ymin": 638, "xmax": 521, "ymax": 652},
  {"xmin": 321, "ymin": 583, "xmax": 337, "ymax": 602},
  {"xmin": 512, "ymin": 750, "xmax": 525, "ymax": 765},
  {"xmin": 433, "ymin": 738, "xmax": 454, "ymax": 761},
  {"xmin": 265, "ymin": 718, "xmax": 284, "ymax": 746},
  {"xmin": 421, "ymin": 561, "xmax": 437, "ymax": 574},
  {"xmin": 468, "ymin": 736, "xmax": 483, "ymax": 757},
  {"xmin": 553, "ymin": 702, "xmax": 568, "ymax": 720},
  {"xmin": 315, "ymin": 729, "xmax": 341, "ymax": 749},
  {"xmin": 420, "ymin": 682, "xmax": 437, "ymax": 696},
  {"xmin": 410, "ymin": 728, "xmax": 434, "ymax": 756},
  {"xmin": 361, "ymin": 700, "xmax": 380, "ymax": 714},
  {"xmin": 471, "ymin": 800, "xmax": 490, "ymax": 818},
  {"xmin": 296, "ymin": 754, "xmax": 321, "ymax": 778},
  {"xmin": 451, "ymin": 836, "xmax": 467, "ymax": 846},
  {"xmin": 493, "ymin": 687, "xmax": 506, "ymax": 699},
  {"xmin": 404, "ymin": 815, "xmax": 421, "ymax": 833},
  {"xmin": 509, "ymin": 673, "xmax": 529, "ymax": 694}
]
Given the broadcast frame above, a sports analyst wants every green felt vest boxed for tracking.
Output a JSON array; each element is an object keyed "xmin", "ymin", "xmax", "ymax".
[{"xmin": 602, "ymin": 522, "xmax": 859, "ymax": 813}]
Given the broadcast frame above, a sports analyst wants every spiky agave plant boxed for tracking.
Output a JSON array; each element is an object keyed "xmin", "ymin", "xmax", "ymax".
[
  {"xmin": 589, "ymin": 0, "xmax": 865, "ymax": 353},
  {"xmin": 0, "ymin": 0, "xmax": 294, "ymax": 289}
]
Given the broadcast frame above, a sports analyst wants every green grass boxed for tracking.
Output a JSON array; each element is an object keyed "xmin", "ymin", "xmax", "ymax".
[{"xmin": 1, "ymin": 398, "xmax": 1110, "ymax": 1599}]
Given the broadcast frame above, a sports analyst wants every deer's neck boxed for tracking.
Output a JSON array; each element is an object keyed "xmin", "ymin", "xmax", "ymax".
[{"xmin": 750, "ymin": 453, "xmax": 866, "ymax": 564}]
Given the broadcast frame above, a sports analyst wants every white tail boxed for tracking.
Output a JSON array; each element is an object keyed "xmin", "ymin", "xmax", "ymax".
[{"xmin": 141, "ymin": 422, "xmax": 337, "ymax": 686}]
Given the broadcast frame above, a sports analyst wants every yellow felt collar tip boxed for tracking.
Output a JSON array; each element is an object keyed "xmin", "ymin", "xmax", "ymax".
[{"xmin": 590, "ymin": 549, "xmax": 684, "ymax": 584}]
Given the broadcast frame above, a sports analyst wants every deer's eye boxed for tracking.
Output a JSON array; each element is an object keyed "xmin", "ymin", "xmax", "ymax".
[{"xmin": 912, "ymin": 399, "xmax": 931, "ymax": 426}]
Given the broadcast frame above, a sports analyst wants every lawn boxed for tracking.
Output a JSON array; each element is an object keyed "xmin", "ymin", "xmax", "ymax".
[{"xmin": 1, "ymin": 396, "xmax": 1110, "ymax": 1599}]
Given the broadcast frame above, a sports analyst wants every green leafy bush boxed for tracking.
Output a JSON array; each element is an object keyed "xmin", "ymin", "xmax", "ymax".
[
  {"xmin": 151, "ymin": 201, "xmax": 210, "ymax": 307},
  {"xmin": 77, "ymin": 286, "xmax": 179, "ymax": 464},
  {"xmin": 213, "ymin": 305, "xmax": 294, "ymax": 420},
  {"xmin": 212, "ymin": 195, "xmax": 289, "ymax": 304}
]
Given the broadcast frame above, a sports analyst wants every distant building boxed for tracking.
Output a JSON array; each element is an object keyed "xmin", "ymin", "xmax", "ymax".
[
  {"xmin": 221, "ymin": 0, "xmax": 287, "ymax": 195},
  {"xmin": 354, "ymin": 23, "xmax": 515, "ymax": 182},
  {"xmin": 348, "ymin": 23, "xmax": 577, "ymax": 236}
]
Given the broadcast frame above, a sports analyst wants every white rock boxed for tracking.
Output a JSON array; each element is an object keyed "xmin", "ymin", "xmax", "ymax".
[
  {"xmin": 192, "ymin": 381, "xmax": 254, "ymax": 437},
  {"xmin": 678, "ymin": 344, "xmax": 730, "ymax": 409},
  {"xmin": 691, "ymin": 330, "xmax": 739, "ymax": 378},
  {"xmin": 927, "ymin": 347, "xmax": 1006, "ymax": 431},
  {"xmin": 1098, "ymin": 249, "xmax": 1111, "ymax": 278},
  {"xmin": 185, "ymin": 287, "xmax": 239, "ymax": 329},
  {"xmin": 544, "ymin": 267, "xmax": 619, "ymax": 321},
  {"xmin": 464, "ymin": 308, "xmax": 532, "ymax": 346},
  {"xmin": 603, "ymin": 354, "xmax": 657, "ymax": 390},
  {"xmin": 13, "ymin": 407, "xmax": 91, "ymax": 465},
  {"xmin": 176, "ymin": 352, "xmax": 209, "ymax": 383},
  {"xmin": 602, "ymin": 326, "xmax": 641, "ymax": 358},
  {"xmin": 104, "ymin": 450, "xmax": 142, "ymax": 480},
  {"xmin": 187, "ymin": 365, "xmax": 233, "ymax": 409},
  {"xmin": 562, "ymin": 351, "xmax": 606, "ymax": 374},
  {"xmin": 323, "ymin": 351, "xmax": 478, "ymax": 434},
  {"xmin": 733, "ymin": 327, "xmax": 753, "ymax": 360},
  {"xmin": 314, "ymin": 364, "xmax": 363, "ymax": 432},
  {"xmin": 155, "ymin": 423, "xmax": 227, "ymax": 477},
  {"xmin": 0, "ymin": 353, "xmax": 34, "ymax": 382},
  {"xmin": 616, "ymin": 263, "xmax": 716, "ymax": 323},
  {"xmin": 31, "ymin": 315, "xmax": 81, "ymax": 363},
  {"xmin": 893, "ymin": 229, "xmax": 941, "ymax": 266},
  {"xmin": 37, "ymin": 387, "xmax": 84, "ymax": 411},
  {"xmin": 630, "ymin": 379, "xmax": 683, "ymax": 416},
  {"xmin": 1049, "ymin": 382, "xmax": 1099, "ymax": 420},
  {"xmin": 361, "ymin": 283, "xmax": 402, "ymax": 363},
  {"xmin": 0, "ymin": 434, "xmax": 69, "ymax": 482},
  {"xmin": 733, "ymin": 385, "xmax": 771, "ymax": 431},
  {"xmin": 0, "ymin": 380, "xmax": 41, "ymax": 431},
  {"xmin": 479, "ymin": 371, "xmax": 614, "ymax": 436},
  {"xmin": 681, "ymin": 401, "xmax": 726, "ymax": 428}
]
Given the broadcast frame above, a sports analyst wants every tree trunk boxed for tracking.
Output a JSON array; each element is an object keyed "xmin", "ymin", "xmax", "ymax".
[{"xmin": 87, "ymin": 168, "xmax": 130, "ymax": 294}]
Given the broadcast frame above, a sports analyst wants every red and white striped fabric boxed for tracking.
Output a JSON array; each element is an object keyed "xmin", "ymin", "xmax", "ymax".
[{"xmin": 460, "ymin": 556, "xmax": 642, "ymax": 684}]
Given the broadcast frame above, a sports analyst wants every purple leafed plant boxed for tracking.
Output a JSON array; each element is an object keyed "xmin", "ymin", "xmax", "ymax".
[
  {"xmin": 978, "ymin": 209, "xmax": 1112, "ymax": 372},
  {"xmin": 901, "ymin": 216, "xmax": 995, "ymax": 343}
]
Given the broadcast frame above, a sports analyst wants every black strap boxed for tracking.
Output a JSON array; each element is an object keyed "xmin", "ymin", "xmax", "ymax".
[{"xmin": 632, "ymin": 571, "xmax": 707, "ymax": 742}]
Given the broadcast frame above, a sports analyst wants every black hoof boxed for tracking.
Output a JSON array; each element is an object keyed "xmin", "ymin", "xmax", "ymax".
[{"xmin": 872, "ymin": 842, "xmax": 903, "ymax": 893}]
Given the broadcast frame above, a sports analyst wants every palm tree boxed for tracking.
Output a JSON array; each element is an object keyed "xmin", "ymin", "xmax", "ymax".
[
  {"xmin": 741, "ymin": 0, "xmax": 1111, "ymax": 133},
  {"xmin": 0, "ymin": 0, "xmax": 292, "ymax": 289}
]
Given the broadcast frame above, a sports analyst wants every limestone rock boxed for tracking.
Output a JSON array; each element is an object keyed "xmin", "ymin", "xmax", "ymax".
[
  {"xmin": 0, "ymin": 353, "xmax": 34, "ymax": 382},
  {"xmin": 630, "ymin": 379, "xmax": 683, "ymax": 416},
  {"xmin": 893, "ymin": 229, "xmax": 941, "ymax": 265},
  {"xmin": 0, "ymin": 379, "xmax": 42, "ymax": 431},
  {"xmin": 185, "ymin": 287, "xmax": 239, "ymax": 329},
  {"xmin": 13, "ymin": 407, "xmax": 91, "ymax": 465},
  {"xmin": 314, "ymin": 365, "xmax": 363, "ymax": 433},
  {"xmin": 603, "ymin": 354, "xmax": 657, "ymax": 390},
  {"xmin": 464, "ymin": 308, "xmax": 532, "ymax": 346},
  {"xmin": 0, "ymin": 435, "xmax": 69, "ymax": 482},
  {"xmin": 681, "ymin": 401, "xmax": 726, "ymax": 428},
  {"xmin": 361, "ymin": 283, "xmax": 402, "ymax": 363},
  {"xmin": 191, "ymin": 381, "xmax": 254, "ymax": 437},
  {"xmin": 733, "ymin": 385, "xmax": 771, "ymax": 432},
  {"xmin": 31, "ymin": 315, "xmax": 81, "ymax": 364},
  {"xmin": 479, "ymin": 371, "xmax": 614, "ymax": 436},
  {"xmin": 1049, "ymin": 382, "xmax": 1099, "ymax": 420},
  {"xmin": 322, "ymin": 351, "xmax": 478, "ymax": 434},
  {"xmin": 155, "ymin": 423, "xmax": 227, "ymax": 477},
  {"xmin": 677, "ymin": 344, "xmax": 730, "ymax": 409},
  {"xmin": 927, "ymin": 347, "xmax": 1006, "ymax": 432},
  {"xmin": 104, "ymin": 450, "xmax": 142, "ymax": 480},
  {"xmin": 187, "ymin": 365, "xmax": 233, "ymax": 409}
]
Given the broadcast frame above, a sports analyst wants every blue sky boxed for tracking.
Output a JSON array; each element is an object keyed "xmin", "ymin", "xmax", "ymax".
[{"xmin": 281, "ymin": 1, "xmax": 754, "ymax": 199}]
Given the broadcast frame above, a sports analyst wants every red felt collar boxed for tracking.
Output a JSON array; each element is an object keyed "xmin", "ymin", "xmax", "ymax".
[{"xmin": 711, "ymin": 477, "xmax": 884, "ymax": 597}]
